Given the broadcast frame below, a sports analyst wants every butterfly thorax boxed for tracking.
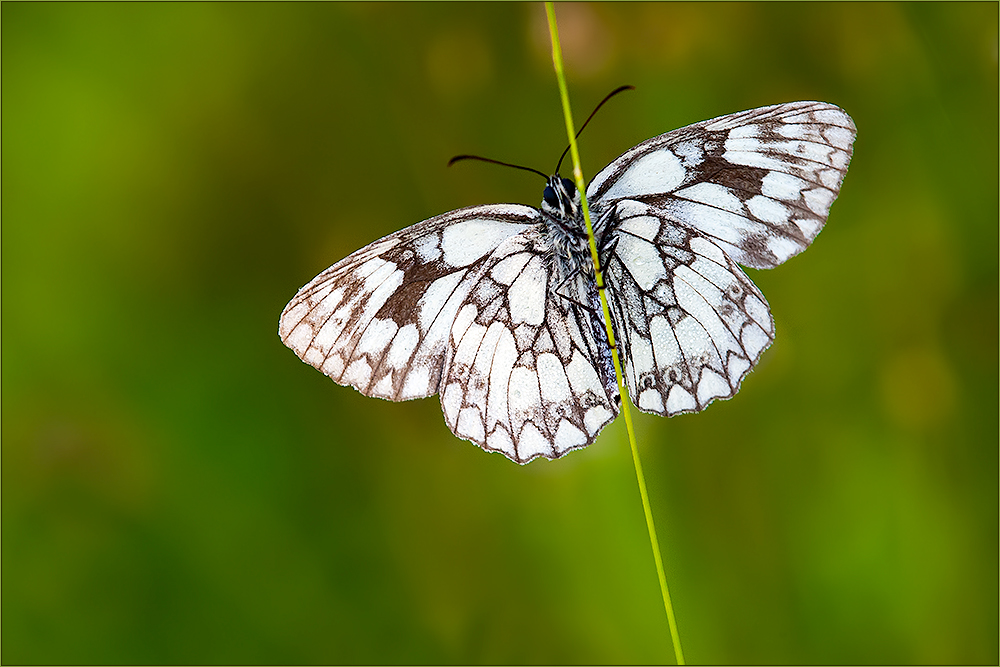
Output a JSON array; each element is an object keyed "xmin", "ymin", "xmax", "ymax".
[{"xmin": 540, "ymin": 174, "xmax": 594, "ymax": 290}]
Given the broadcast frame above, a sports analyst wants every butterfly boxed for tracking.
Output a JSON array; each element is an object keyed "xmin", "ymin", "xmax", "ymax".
[{"xmin": 279, "ymin": 100, "xmax": 856, "ymax": 464}]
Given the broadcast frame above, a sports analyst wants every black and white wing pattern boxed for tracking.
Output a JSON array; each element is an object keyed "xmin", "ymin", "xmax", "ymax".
[
  {"xmin": 590, "ymin": 101, "xmax": 856, "ymax": 416},
  {"xmin": 279, "ymin": 206, "xmax": 618, "ymax": 464},
  {"xmin": 437, "ymin": 227, "xmax": 619, "ymax": 462},
  {"xmin": 280, "ymin": 205, "xmax": 538, "ymax": 402},
  {"xmin": 602, "ymin": 200, "xmax": 776, "ymax": 415},
  {"xmin": 280, "ymin": 99, "xmax": 856, "ymax": 463}
]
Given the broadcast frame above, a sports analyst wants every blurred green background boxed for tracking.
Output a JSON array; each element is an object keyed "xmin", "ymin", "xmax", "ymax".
[{"xmin": 3, "ymin": 2, "xmax": 997, "ymax": 664}]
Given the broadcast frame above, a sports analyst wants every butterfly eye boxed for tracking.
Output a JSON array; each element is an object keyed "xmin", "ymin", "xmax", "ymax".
[
  {"xmin": 561, "ymin": 178, "xmax": 576, "ymax": 195},
  {"xmin": 543, "ymin": 185, "xmax": 558, "ymax": 206}
]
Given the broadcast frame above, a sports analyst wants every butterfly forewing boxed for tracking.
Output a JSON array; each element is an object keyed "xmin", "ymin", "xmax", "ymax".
[
  {"xmin": 279, "ymin": 205, "xmax": 539, "ymax": 401},
  {"xmin": 280, "ymin": 100, "xmax": 856, "ymax": 463},
  {"xmin": 589, "ymin": 101, "xmax": 856, "ymax": 269}
]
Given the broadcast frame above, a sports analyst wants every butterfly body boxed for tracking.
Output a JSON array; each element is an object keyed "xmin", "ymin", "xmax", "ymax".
[
  {"xmin": 540, "ymin": 175, "xmax": 590, "ymax": 281},
  {"xmin": 280, "ymin": 101, "xmax": 856, "ymax": 463}
]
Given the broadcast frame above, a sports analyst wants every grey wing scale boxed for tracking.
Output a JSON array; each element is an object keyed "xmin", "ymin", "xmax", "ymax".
[
  {"xmin": 604, "ymin": 201, "xmax": 774, "ymax": 416},
  {"xmin": 589, "ymin": 101, "xmax": 857, "ymax": 270},
  {"xmin": 278, "ymin": 205, "xmax": 539, "ymax": 402},
  {"xmin": 439, "ymin": 229, "xmax": 619, "ymax": 464}
]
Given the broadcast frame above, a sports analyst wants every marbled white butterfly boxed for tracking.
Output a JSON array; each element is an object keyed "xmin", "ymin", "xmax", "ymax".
[{"xmin": 279, "ymin": 101, "xmax": 856, "ymax": 464}]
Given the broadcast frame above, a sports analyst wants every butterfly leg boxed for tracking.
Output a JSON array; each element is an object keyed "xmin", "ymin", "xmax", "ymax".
[{"xmin": 599, "ymin": 235, "xmax": 619, "ymax": 268}]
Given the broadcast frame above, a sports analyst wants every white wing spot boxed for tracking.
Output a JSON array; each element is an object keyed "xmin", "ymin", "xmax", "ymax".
[
  {"xmin": 554, "ymin": 420, "xmax": 586, "ymax": 453},
  {"xmin": 401, "ymin": 365, "xmax": 431, "ymax": 399},
  {"xmin": 355, "ymin": 257, "xmax": 392, "ymax": 280},
  {"xmin": 566, "ymin": 351, "xmax": 603, "ymax": 395},
  {"xmin": 357, "ymin": 318, "xmax": 398, "ymax": 355},
  {"xmin": 487, "ymin": 426, "xmax": 515, "ymax": 458},
  {"xmin": 414, "ymin": 233, "xmax": 442, "ymax": 262},
  {"xmin": 373, "ymin": 373, "xmax": 394, "ymax": 396},
  {"xmin": 418, "ymin": 272, "xmax": 465, "ymax": 330},
  {"xmin": 320, "ymin": 352, "xmax": 343, "ymax": 378},
  {"xmin": 696, "ymin": 369, "xmax": 731, "ymax": 405},
  {"xmin": 457, "ymin": 407, "xmax": 485, "ymax": 442},
  {"xmin": 441, "ymin": 219, "xmax": 530, "ymax": 266},
  {"xmin": 819, "ymin": 169, "xmax": 843, "ymax": 190},
  {"xmin": 584, "ymin": 405, "xmax": 613, "ymax": 435},
  {"xmin": 451, "ymin": 303, "xmax": 479, "ymax": 346},
  {"xmin": 509, "ymin": 366, "xmax": 541, "ymax": 423},
  {"xmin": 603, "ymin": 149, "xmax": 685, "ymax": 201},
  {"xmin": 285, "ymin": 321, "xmax": 314, "ymax": 354},
  {"xmin": 518, "ymin": 422, "xmax": 551, "ymax": 461},
  {"xmin": 385, "ymin": 323, "xmax": 420, "ymax": 369},
  {"xmin": 761, "ymin": 171, "xmax": 806, "ymax": 202},
  {"xmin": 639, "ymin": 389, "xmax": 664, "ymax": 412},
  {"xmin": 671, "ymin": 140, "xmax": 705, "ymax": 167},
  {"xmin": 537, "ymin": 353, "xmax": 571, "ymax": 404},
  {"xmin": 509, "ymin": 257, "xmax": 547, "ymax": 325},
  {"xmin": 746, "ymin": 195, "xmax": 790, "ymax": 224},
  {"xmin": 741, "ymin": 323, "xmax": 770, "ymax": 359},
  {"xmin": 689, "ymin": 236, "xmax": 727, "ymax": 265},
  {"xmin": 343, "ymin": 358, "xmax": 372, "ymax": 387},
  {"xmin": 666, "ymin": 385, "xmax": 696, "ymax": 413},
  {"xmin": 823, "ymin": 125, "xmax": 854, "ymax": 149},
  {"xmin": 727, "ymin": 355, "xmax": 751, "ymax": 386},
  {"xmin": 803, "ymin": 188, "xmax": 835, "ymax": 216},
  {"xmin": 743, "ymin": 294, "xmax": 772, "ymax": 333},
  {"xmin": 649, "ymin": 316, "xmax": 683, "ymax": 370},
  {"xmin": 618, "ymin": 215, "xmax": 661, "ymax": 241},
  {"xmin": 766, "ymin": 234, "xmax": 802, "ymax": 262},
  {"xmin": 490, "ymin": 252, "xmax": 531, "ymax": 286},
  {"xmin": 676, "ymin": 183, "xmax": 745, "ymax": 215},
  {"xmin": 486, "ymin": 327, "xmax": 517, "ymax": 431},
  {"xmin": 441, "ymin": 382, "xmax": 463, "ymax": 425},
  {"xmin": 615, "ymin": 235, "xmax": 667, "ymax": 291},
  {"xmin": 728, "ymin": 124, "xmax": 760, "ymax": 139}
]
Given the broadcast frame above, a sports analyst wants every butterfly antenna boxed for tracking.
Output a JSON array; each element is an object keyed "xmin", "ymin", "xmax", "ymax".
[
  {"xmin": 555, "ymin": 84, "xmax": 635, "ymax": 174},
  {"xmin": 448, "ymin": 154, "xmax": 549, "ymax": 181}
]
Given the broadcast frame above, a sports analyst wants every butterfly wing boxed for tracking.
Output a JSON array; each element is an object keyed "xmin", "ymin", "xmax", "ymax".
[
  {"xmin": 604, "ymin": 200, "xmax": 774, "ymax": 415},
  {"xmin": 589, "ymin": 101, "xmax": 856, "ymax": 269},
  {"xmin": 281, "ymin": 100, "xmax": 857, "ymax": 454},
  {"xmin": 592, "ymin": 101, "xmax": 855, "ymax": 415},
  {"xmin": 438, "ymin": 228, "xmax": 619, "ymax": 464},
  {"xmin": 279, "ymin": 205, "xmax": 539, "ymax": 402},
  {"xmin": 280, "ymin": 206, "xmax": 619, "ymax": 463}
]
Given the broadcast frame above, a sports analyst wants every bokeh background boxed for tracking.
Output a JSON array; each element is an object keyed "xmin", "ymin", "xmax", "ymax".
[{"xmin": 3, "ymin": 2, "xmax": 997, "ymax": 664}]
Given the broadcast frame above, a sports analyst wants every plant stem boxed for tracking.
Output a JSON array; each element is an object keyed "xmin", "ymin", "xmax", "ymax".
[{"xmin": 543, "ymin": 4, "xmax": 685, "ymax": 664}]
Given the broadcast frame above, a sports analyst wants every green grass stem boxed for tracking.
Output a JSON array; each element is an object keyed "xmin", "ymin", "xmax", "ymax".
[{"xmin": 544, "ymin": 4, "xmax": 685, "ymax": 664}]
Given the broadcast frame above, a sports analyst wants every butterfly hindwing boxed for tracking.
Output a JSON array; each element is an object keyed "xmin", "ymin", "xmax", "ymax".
[
  {"xmin": 604, "ymin": 201, "xmax": 774, "ymax": 416},
  {"xmin": 589, "ymin": 101, "xmax": 856, "ymax": 269},
  {"xmin": 279, "ymin": 205, "xmax": 540, "ymax": 402},
  {"xmin": 438, "ymin": 228, "xmax": 620, "ymax": 463}
]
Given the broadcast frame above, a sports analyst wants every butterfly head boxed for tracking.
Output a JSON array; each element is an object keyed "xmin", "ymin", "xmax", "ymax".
[{"xmin": 541, "ymin": 175, "xmax": 581, "ymax": 222}]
